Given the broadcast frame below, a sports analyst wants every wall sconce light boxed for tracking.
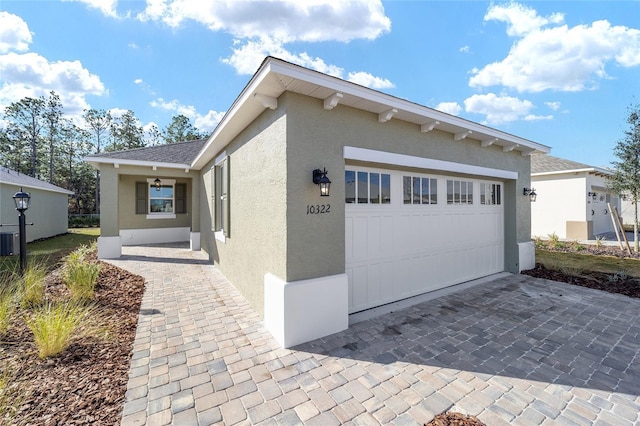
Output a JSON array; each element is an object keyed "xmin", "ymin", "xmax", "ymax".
[
  {"xmin": 312, "ymin": 168, "xmax": 331, "ymax": 197},
  {"xmin": 587, "ymin": 191, "xmax": 597, "ymax": 200},
  {"xmin": 523, "ymin": 187, "xmax": 537, "ymax": 202},
  {"xmin": 154, "ymin": 177, "xmax": 161, "ymax": 191}
]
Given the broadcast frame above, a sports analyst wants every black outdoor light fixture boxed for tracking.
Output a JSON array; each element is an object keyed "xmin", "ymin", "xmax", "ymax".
[
  {"xmin": 588, "ymin": 191, "xmax": 597, "ymax": 200},
  {"xmin": 312, "ymin": 168, "xmax": 331, "ymax": 197},
  {"xmin": 154, "ymin": 177, "xmax": 162, "ymax": 191},
  {"xmin": 523, "ymin": 187, "xmax": 537, "ymax": 202},
  {"xmin": 13, "ymin": 187, "xmax": 31, "ymax": 274}
]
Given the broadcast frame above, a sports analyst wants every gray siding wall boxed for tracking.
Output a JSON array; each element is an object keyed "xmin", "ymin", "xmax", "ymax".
[{"xmin": 0, "ymin": 185, "xmax": 69, "ymax": 243}]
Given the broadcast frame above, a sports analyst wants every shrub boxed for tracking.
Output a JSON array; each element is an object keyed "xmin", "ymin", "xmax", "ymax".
[
  {"xmin": 25, "ymin": 302, "xmax": 95, "ymax": 359},
  {"xmin": 63, "ymin": 244, "xmax": 100, "ymax": 302},
  {"xmin": 20, "ymin": 262, "xmax": 47, "ymax": 309},
  {"xmin": 0, "ymin": 285, "xmax": 17, "ymax": 337},
  {"xmin": 0, "ymin": 367, "xmax": 26, "ymax": 422},
  {"xmin": 547, "ymin": 232, "xmax": 566, "ymax": 250}
]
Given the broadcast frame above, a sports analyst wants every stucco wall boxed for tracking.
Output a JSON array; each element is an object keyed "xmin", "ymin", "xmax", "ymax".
[
  {"xmin": 0, "ymin": 184, "xmax": 69, "ymax": 243},
  {"xmin": 200, "ymin": 109, "xmax": 288, "ymax": 316},
  {"xmin": 532, "ymin": 173, "xmax": 618, "ymax": 239},
  {"xmin": 99, "ymin": 164, "xmax": 199, "ymax": 238},
  {"xmin": 284, "ymin": 92, "xmax": 532, "ymax": 276},
  {"xmin": 532, "ymin": 174, "xmax": 586, "ymax": 239}
]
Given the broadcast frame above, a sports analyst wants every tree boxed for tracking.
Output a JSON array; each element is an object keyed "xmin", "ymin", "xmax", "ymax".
[
  {"xmin": 3, "ymin": 97, "xmax": 45, "ymax": 177},
  {"xmin": 109, "ymin": 110, "xmax": 144, "ymax": 151},
  {"xmin": 162, "ymin": 114, "xmax": 205, "ymax": 144},
  {"xmin": 146, "ymin": 123, "xmax": 162, "ymax": 146},
  {"xmin": 608, "ymin": 103, "xmax": 640, "ymax": 252},
  {"xmin": 84, "ymin": 109, "xmax": 112, "ymax": 214},
  {"xmin": 43, "ymin": 91, "xmax": 63, "ymax": 183}
]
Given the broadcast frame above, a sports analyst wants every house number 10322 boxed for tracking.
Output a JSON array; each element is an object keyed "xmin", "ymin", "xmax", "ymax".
[{"xmin": 307, "ymin": 204, "xmax": 330, "ymax": 214}]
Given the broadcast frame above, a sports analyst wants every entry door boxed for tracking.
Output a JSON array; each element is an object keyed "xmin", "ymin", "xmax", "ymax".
[{"xmin": 345, "ymin": 167, "xmax": 504, "ymax": 314}]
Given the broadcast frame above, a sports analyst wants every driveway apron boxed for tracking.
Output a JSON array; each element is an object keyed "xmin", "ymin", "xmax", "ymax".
[{"xmin": 109, "ymin": 244, "xmax": 640, "ymax": 425}]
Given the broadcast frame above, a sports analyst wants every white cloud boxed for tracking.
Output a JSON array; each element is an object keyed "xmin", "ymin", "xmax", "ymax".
[
  {"xmin": 471, "ymin": 3, "xmax": 640, "ymax": 93},
  {"xmin": 459, "ymin": 45, "xmax": 470, "ymax": 54},
  {"xmin": 221, "ymin": 36, "xmax": 343, "ymax": 76},
  {"xmin": 347, "ymin": 71, "xmax": 394, "ymax": 89},
  {"xmin": 128, "ymin": 42, "xmax": 139, "ymax": 49},
  {"xmin": 137, "ymin": 0, "xmax": 390, "ymax": 43},
  {"xmin": 134, "ymin": 78, "xmax": 143, "ymax": 84},
  {"xmin": 108, "ymin": 107, "xmax": 130, "ymax": 119},
  {"xmin": 0, "ymin": 52, "xmax": 106, "ymax": 116},
  {"xmin": 463, "ymin": 93, "xmax": 548, "ymax": 124},
  {"xmin": 435, "ymin": 102, "xmax": 462, "ymax": 116},
  {"xmin": 0, "ymin": 12, "xmax": 32, "ymax": 53},
  {"xmin": 150, "ymin": 97, "xmax": 223, "ymax": 132},
  {"xmin": 137, "ymin": 0, "xmax": 394, "ymax": 88},
  {"xmin": 62, "ymin": 0, "xmax": 120, "ymax": 18},
  {"xmin": 545, "ymin": 101, "xmax": 561, "ymax": 111},
  {"xmin": 484, "ymin": 2, "xmax": 564, "ymax": 37}
]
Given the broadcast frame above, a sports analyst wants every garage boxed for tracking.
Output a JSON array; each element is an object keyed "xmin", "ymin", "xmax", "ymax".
[{"xmin": 345, "ymin": 165, "xmax": 504, "ymax": 314}]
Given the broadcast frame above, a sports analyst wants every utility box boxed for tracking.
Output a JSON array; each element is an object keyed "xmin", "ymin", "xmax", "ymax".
[{"xmin": 0, "ymin": 232, "xmax": 16, "ymax": 256}]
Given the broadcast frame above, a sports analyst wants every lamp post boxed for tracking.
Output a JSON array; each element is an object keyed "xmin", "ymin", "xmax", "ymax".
[{"xmin": 13, "ymin": 188, "xmax": 31, "ymax": 274}]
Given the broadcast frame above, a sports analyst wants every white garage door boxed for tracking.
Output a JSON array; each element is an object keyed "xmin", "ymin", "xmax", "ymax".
[{"xmin": 345, "ymin": 166, "xmax": 504, "ymax": 314}]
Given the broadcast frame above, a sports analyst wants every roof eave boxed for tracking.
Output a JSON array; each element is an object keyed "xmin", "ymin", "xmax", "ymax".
[{"xmin": 191, "ymin": 57, "xmax": 550, "ymax": 170}]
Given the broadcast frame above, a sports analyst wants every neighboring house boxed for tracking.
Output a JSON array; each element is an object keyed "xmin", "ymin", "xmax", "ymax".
[
  {"xmin": 620, "ymin": 199, "xmax": 639, "ymax": 229},
  {"xmin": 530, "ymin": 154, "xmax": 620, "ymax": 240},
  {"xmin": 86, "ymin": 57, "xmax": 550, "ymax": 348},
  {"xmin": 0, "ymin": 167, "xmax": 73, "ymax": 245}
]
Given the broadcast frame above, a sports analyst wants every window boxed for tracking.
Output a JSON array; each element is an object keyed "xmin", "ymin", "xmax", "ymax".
[
  {"xmin": 480, "ymin": 183, "xmax": 501, "ymax": 205},
  {"xmin": 447, "ymin": 179, "xmax": 473, "ymax": 205},
  {"xmin": 136, "ymin": 179, "xmax": 186, "ymax": 218},
  {"xmin": 345, "ymin": 170, "xmax": 390, "ymax": 204},
  {"xmin": 212, "ymin": 154, "xmax": 230, "ymax": 240},
  {"xmin": 403, "ymin": 176, "xmax": 437, "ymax": 205}
]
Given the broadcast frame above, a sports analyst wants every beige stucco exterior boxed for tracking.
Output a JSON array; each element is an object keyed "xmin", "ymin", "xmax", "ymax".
[
  {"xmin": 91, "ymin": 58, "xmax": 548, "ymax": 345},
  {"xmin": 200, "ymin": 109, "xmax": 288, "ymax": 316},
  {"xmin": 98, "ymin": 164, "xmax": 200, "ymax": 240},
  {"xmin": 198, "ymin": 92, "xmax": 533, "ymax": 316}
]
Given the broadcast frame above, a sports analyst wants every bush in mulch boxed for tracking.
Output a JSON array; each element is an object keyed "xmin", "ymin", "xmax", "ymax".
[
  {"xmin": 0, "ymin": 253, "xmax": 145, "ymax": 425},
  {"xmin": 522, "ymin": 263, "xmax": 640, "ymax": 298},
  {"xmin": 425, "ymin": 411, "xmax": 485, "ymax": 425}
]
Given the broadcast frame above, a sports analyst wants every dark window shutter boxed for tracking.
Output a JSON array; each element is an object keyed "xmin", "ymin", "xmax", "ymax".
[
  {"xmin": 136, "ymin": 182, "xmax": 147, "ymax": 214},
  {"xmin": 223, "ymin": 157, "xmax": 230, "ymax": 237},
  {"xmin": 175, "ymin": 183, "xmax": 186, "ymax": 214}
]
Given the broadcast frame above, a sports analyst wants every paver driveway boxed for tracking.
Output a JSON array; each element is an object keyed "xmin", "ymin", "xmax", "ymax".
[{"xmin": 109, "ymin": 244, "xmax": 640, "ymax": 425}]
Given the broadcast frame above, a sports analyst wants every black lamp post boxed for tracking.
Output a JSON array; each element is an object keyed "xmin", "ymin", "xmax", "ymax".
[{"xmin": 13, "ymin": 188, "xmax": 31, "ymax": 274}]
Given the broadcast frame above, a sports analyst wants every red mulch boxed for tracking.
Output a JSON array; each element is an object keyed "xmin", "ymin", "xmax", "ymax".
[{"xmin": 1, "ymin": 256, "xmax": 145, "ymax": 425}]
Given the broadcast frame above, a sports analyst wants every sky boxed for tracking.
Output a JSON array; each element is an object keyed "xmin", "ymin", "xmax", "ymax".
[{"xmin": 1, "ymin": 0, "xmax": 639, "ymax": 167}]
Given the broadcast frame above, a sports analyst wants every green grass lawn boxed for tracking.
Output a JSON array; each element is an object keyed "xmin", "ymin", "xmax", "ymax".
[
  {"xmin": 536, "ymin": 249, "xmax": 640, "ymax": 277},
  {"xmin": 0, "ymin": 228, "xmax": 100, "ymax": 277}
]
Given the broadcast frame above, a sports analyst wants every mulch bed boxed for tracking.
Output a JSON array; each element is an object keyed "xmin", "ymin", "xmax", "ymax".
[{"xmin": 1, "ymin": 256, "xmax": 145, "ymax": 425}]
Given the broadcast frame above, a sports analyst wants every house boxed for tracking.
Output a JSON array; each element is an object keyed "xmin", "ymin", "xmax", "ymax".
[
  {"xmin": 86, "ymin": 57, "xmax": 550, "ymax": 348},
  {"xmin": 530, "ymin": 154, "xmax": 620, "ymax": 240},
  {"xmin": 0, "ymin": 167, "xmax": 73, "ymax": 246}
]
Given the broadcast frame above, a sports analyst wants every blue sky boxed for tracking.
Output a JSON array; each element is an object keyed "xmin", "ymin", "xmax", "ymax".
[{"xmin": 1, "ymin": 1, "xmax": 639, "ymax": 167}]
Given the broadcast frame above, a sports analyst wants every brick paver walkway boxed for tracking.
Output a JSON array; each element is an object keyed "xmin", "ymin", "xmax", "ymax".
[{"xmin": 109, "ymin": 244, "xmax": 640, "ymax": 425}]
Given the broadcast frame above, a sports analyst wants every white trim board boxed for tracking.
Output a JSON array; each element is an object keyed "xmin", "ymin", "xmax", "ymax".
[{"xmin": 344, "ymin": 146, "xmax": 518, "ymax": 180}]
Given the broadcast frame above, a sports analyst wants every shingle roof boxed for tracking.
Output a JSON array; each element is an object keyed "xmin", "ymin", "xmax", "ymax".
[
  {"xmin": 0, "ymin": 167, "xmax": 74, "ymax": 195},
  {"xmin": 90, "ymin": 139, "xmax": 206, "ymax": 165},
  {"xmin": 531, "ymin": 154, "xmax": 610, "ymax": 175}
]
